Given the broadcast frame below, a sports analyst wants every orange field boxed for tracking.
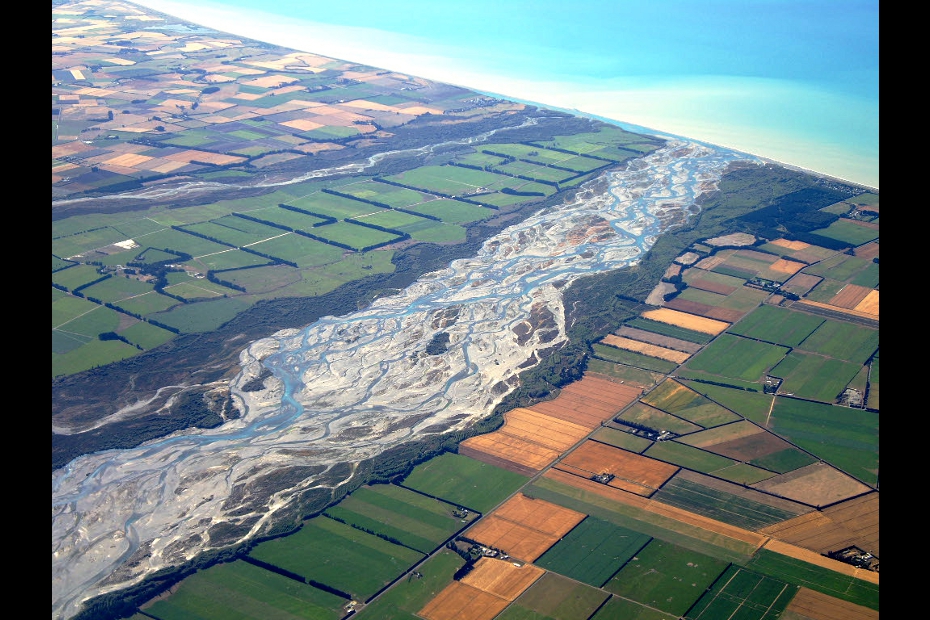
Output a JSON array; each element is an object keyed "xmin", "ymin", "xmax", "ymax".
[
  {"xmin": 795, "ymin": 299, "xmax": 879, "ymax": 322},
  {"xmin": 600, "ymin": 335, "xmax": 691, "ymax": 363},
  {"xmin": 418, "ymin": 582, "xmax": 510, "ymax": 620},
  {"xmin": 769, "ymin": 258, "xmax": 807, "ymax": 275},
  {"xmin": 458, "ymin": 433, "xmax": 561, "ymax": 473},
  {"xmin": 458, "ymin": 407, "xmax": 594, "ymax": 473},
  {"xmin": 492, "ymin": 408, "xmax": 592, "ymax": 451},
  {"xmin": 419, "ymin": 557, "xmax": 545, "ymax": 620},
  {"xmin": 640, "ymin": 308, "xmax": 730, "ymax": 334},
  {"xmin": 465, "ymin": 494, "xmax": 585, "ymax": 562},
  {"xmin": 829, "ymin": 284, "xmax": 873, "ymax": 309},
  {"xmin": 854, "ymin": 290, "xmax": 879, "ymax": 316},
  {"xmin": 465, "ymin": 516, "xmax": 562, "ymax": 563},
  {"xmin": 784, "ymin": 587, "xmax": 879, "ymax": 620},
  {"xmin": 555, "ymin": 440, "xmax": 679, "ymax": 496},
  {"xmin": 528, "ymin": 375, "xmax": 644, "ymax": 428},
  {"xmin": 769, "ymin": 239, "xmax": 810, "ymax": 250}
]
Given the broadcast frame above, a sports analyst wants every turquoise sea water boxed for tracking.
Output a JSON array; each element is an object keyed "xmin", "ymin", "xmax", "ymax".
[{"xmin": 131, "ymin": 0, "xmax": 878, "ymax": 188}]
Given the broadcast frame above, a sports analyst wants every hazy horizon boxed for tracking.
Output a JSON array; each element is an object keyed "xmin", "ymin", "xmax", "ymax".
[{"xmin": 129, "ymin": 0, "xmax": 879, "ymax": 190}]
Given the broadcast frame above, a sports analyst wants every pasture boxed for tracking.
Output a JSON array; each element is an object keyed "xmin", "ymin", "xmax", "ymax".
[
  {"xmin": 810, "ymin": 219, "xmax": 879, "ymax": 246},
  {"xmin": 768, "ymin": 352, "xmax": 862, "ymax": 402},
  {"xmin": 402, "ymin": 198, "xmax": 498, "ymax": 223},
  {"xmin": 323, "ymin": 484, "xmax": 477, "ymax": 554},
  {"xmin": 499, "ymin": 572, "xmax": 609, "ymax": 620},
  {"xmin": 534, "ymin": 516, "xmax": 652, "ymax": 587},
  {"xmin": 149, "ymin": 297, "xmax": 250, "ymax": 334},
  {"xmin": 140, "ymin": 559, "xmax": 346, "ymax": 620},
  {"xmin": 768, "ymin": 398, "xmax": 878, "ymax": 486},
  {"xmin": 684, "ymin": 565, "xmax": 797, "ymax": 620},
  {"xmin": 352, "ymin": 549, "xmax": 464, "ymax": 620},
  {"xmin": 604, "ymin": 538, "xmax": 730, "ymax": 616},
  {"xmin": 796, "ymin": 319, "xmax": 878, "ymax": 363},
  {"xmin": 745, "ymin": 550, "xmax": 878, "ymax": 610},
  {"xmin": 386, "ymin": 165, "xmax": 514, "ymax": 195},
  {"xmin": 680, "ymin": 335, "xmax": 790, "ymax": 383},
  {"xmin": 247, "ymin": 516, "xmax": 424, "ymax": 602},
  {"xmin": 585, "ymin": 358, "xmax": 663, "ymax": 388},
  {"xmin": 592, "ymin": 596, "xmax": 677, "ymax": 620},
  {"xmin": 651, "ymin": 474, "xmax": 808, "ymax": 531},
  {"xmin": 642, "ymin": 442, "xmax": 737, "ymax": 475},
  {"xmin": 725, "ymin": 305, "xmax": 824, "ymax": 347},
  {"xmin": 400, "ymin": 452, "xmax": 530, "ymax": 513}
]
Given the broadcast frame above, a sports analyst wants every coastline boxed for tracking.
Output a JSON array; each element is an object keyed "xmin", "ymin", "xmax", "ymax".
[{"xmin": 125, "ymin": 0, "xmax": 879, "ymax": 191}]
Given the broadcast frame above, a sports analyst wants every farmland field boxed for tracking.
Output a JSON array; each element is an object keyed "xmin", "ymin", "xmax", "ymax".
[
  {"xmin": 498, "ymin": 572, "xmax": 609, "ymax": 620},
  {"xmin": 679, "ymin": 381, "xmax": 773, "ymax": 424},
  {"xmin": 534, "ymin": 516, "xmax": 652, "ymax": 587},
  {"xmin": 725, "ymin": 305, "xmax": 824, "ymax": 347},
  {"xmin": 592, "ymin": 343, "xmax": 680, "ymax": 373},
  {"xmin": 591, "ymin": 596, "xmax": 677, "ymax": 620},
  {"xmin": 768, "ymin": 351, "xmax": 862, "ymax": 402},
  {"xmin": 624, "ymin": 317, "xmax": 715, "ymax": 344},
  {"xmin": 744, "ymin": 549, "xmax": 879, "ymax": 610},
  {"xmin": 795, "ymin": 319, "xmax": 878, "ymax": 363},
  {"xmin": 140, "ymin": 559, "xmax": 346, "ymax": 620},
  {"xmin": 614, "ymin": 403, "xmax": 703, "ymax": 436},
  {"xmin": 643, "ymin": 441, "xmax": 737, "ymax": 475},
  {"xmin": 400, "ymin": 452, "xmax": 530, "ymax": 513},
  {"xmin": 642, "ymin": 380, "xmax": 741, "ymax": 428},
  {"xmin": 323, "ymin": 484, "xmax": 477, "ymax": 554},
  {"xmin": 651, "ymin": 473, "xmax": 810, "ymax": 531},
  {"xmin": 603, "ymin": 538, "xmax": 730, "ymax": 616},
  {"xmin": 767, "ymin": 399, "xmax": 878, "ymax": 486},
  {"xmin": 247, "ymin": 516, "xmax": 424, "ymax": 602},
  {"xmin": 680, "ymin": 335, "xmax": 789, "ymax": 383},
  {"xmin": 684, "ymin": 565, "xmax": 798, "ymax": 620},
  {"xmin": 352, "ymin": 549, "xmax": 464, "ymax": 620}
]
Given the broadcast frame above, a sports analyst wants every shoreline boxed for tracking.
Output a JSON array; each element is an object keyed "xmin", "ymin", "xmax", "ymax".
[{"xmin": 123, "ymin": 0, "xmax": 878, "ymax": 191}]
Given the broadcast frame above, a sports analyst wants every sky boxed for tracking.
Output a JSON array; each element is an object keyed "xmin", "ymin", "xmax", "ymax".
[{"xmin": 129, "ymin": 0, "xmax": 879, "ymax": 189}]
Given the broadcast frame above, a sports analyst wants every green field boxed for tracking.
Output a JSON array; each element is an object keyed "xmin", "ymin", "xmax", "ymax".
[
  {"xmin": 809, "ymin": 219, "xmax": 879, "ymax": 246},
  {"xmin": 150, "ymin": 296, "xmax": 251, "ymax": 334},
  {"xmin": 309, "ymin": 221, "xmax": 401, "ymax": 250},
  {"xmin": 768, "ymin": 398, "xmax": 878, "ymax": 485},
  {"xmin": 604, "ymin": 538, "xmax": 730, "ymax": 616},
  {"xmin": 323, "ymin": 484, "xmax": 476, "ymax": 554},
  {"xmin": 248, "ymin": 516, "xmax": 424, "ymax": 602},
  {"xmin": 801, "ymin": 253, "xmax": 876, "ymax": 282},
  {"xmin": 725, "ymin": 305, "xmax": 824, "ymax": 347},
  {"xmin": 352, "ymin": 549, "xmax": 464, "ymax": 620},
  {"xmin": 401, "ymin": 198, "xmax": 497, "ymax": 223},
  {"xmin": 534, "ymin": 516, "xmax": 652, "ymax": 587},
  {"xmin": 590, "ymin": 428, "xmax": 654, "ymax": 453},
  {"xmin": 643, "ymin": 442, "xmax": 737, "ymax": 475},
  {"xmin": 866, "ymin": 353, "xmax": 879, "ymax": 409},
  {"xmin": 642, "ymin": 380, "xmax": 741, "ymax": 428},
  {"xmin": 678, "ymin": 381, "xmax": 774, "ymax": 425},
  {"xmin": 711, "ymin": 463, "xmax": 778, "ymax": 485},
  {"xmin": 141, "ymin": 559, "xmax": 346, "ymax": 620},
  {"xmin": 592, "ymin": 596, "xmax": 678, "ymax": 620},
  {"xmin": 744, "ymin": 549, "xmax": 879, "ymax": 610},
  {"xmin": 615, "ymin": 403, "xmax": 702, "ymax": 436},
  {"xmin": 499, "ymin": 572, "xmax": 610, "ymax": 620},
  {"xmin": 586, "ymin": 359, "xmax": 663, "ymax": 387},
  {"xmin": 681, "ymin": 335, "xmax": 789, "ymax": 383},
  {"xmin": 525, "ymin": 477, "xmax": 759, "ymax": 565},
  {"xmin": 400, "ymin": 452, "xmax": 530, "ymax": 513},
  {"xmin": 769, "ymin": 352, "xmax": 863, "ymax": 402},
  {"xmin": 796, "ymin": 319, "xmax": 878, "ymax": 364},
  {"xmin": 684, "ymin": 565, "xmax": 798, "ymax": 620},
  {"xmin": 651, "ymin": 476, "xmax": 806, "ymax": 531},
  {"xmin": 247, "ymin": 205, "xmax": 331, "ymax": 231},
  {"xmin": 386, "ymin": 165, "xmax": 514, "ymax": 195}
]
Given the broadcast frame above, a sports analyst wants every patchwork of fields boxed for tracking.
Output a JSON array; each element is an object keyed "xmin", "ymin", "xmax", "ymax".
[{"xmin": 135, "ymin": 193, "xmax": 879, "ymax": 620}]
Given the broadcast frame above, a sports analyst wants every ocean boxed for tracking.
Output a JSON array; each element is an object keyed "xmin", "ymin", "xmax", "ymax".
[{"xmin": 129, "ymin": 0, "xmax": 878, "ymax": 190}]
